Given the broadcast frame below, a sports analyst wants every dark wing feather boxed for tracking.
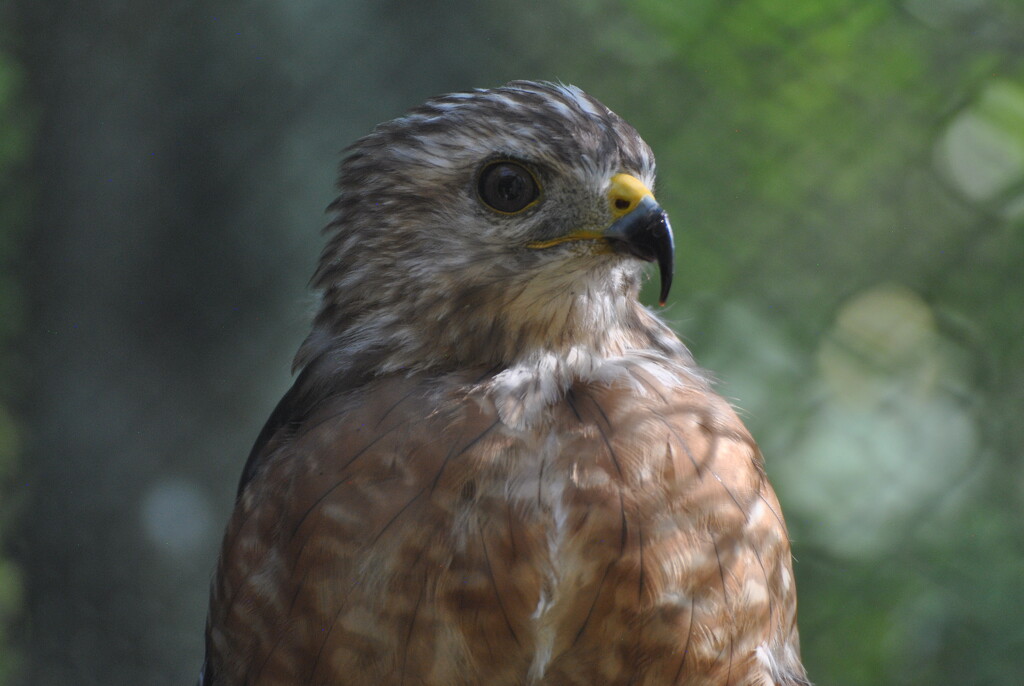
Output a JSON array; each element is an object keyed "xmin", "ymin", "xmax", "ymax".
[{"xmin": 234, "ymin": 356, "xmax": 379, "ymax": 498}]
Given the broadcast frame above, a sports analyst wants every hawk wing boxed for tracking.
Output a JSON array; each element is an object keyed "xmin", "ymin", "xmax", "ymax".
[{"xmin": 204, "ymin": 363, "xmax": 805, "ymax": 686}]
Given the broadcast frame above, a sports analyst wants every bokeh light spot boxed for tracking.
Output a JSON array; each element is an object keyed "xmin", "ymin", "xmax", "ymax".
[{"xmin": 140, "ymin": 478, "xmax": 214, "ymax": 559}]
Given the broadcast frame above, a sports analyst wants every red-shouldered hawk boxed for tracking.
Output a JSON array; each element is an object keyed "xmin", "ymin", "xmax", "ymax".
[{"xmin": 201, "ymin": 81, "xmax": 809, "ymax": 686}]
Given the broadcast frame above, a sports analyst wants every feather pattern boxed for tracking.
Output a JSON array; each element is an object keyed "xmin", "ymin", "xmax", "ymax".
[{"xmin": 202, "ymin": 81, "xmax": 809, "ymax": 685}]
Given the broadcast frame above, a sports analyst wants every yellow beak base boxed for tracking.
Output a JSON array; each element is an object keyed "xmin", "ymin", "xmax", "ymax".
[{"xmin": 607, "ymin": 173, "xmax": 655, "ymax": 219}]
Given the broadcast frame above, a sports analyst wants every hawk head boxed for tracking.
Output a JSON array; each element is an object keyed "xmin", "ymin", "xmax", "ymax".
[{"xmin": 297, "ymin": 81, "xmax": 675, "ymax": 377}]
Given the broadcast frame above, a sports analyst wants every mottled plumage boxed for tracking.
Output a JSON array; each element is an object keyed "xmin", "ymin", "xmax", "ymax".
[{"xmin": 202, "ymin": 81, "xmax": 809, "ymax": 686}]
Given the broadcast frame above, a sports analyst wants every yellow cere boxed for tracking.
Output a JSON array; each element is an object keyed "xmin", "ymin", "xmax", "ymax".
[{"xmin": 607, "ymin": 173, "xmax": 654, "ymax": 218}]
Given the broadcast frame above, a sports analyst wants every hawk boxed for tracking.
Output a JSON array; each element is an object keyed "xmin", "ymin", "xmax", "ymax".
[{"xmin": 201, "ymin": 81, "xmax": 809, "ymax": 686}]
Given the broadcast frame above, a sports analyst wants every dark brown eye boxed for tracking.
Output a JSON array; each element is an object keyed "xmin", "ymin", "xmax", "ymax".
[{"xmin": 477, "ymin": 161, "xmax": 540, "ymax": 214}]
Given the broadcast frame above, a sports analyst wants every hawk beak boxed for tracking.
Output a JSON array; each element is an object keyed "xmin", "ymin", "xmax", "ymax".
[{"xmin": 604, "ymin": 174, "xmax": 675, "ymax": 306}]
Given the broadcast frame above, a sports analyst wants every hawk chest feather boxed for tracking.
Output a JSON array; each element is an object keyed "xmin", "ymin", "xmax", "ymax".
[{"xmin": 209, "ymin": 366, "xmax": 799, "ymax": 685}]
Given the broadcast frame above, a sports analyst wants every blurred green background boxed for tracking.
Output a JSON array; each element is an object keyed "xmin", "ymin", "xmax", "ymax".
[{"xmin": 2, "ymin": 0, "xmax": 1023, "ymax": 684}]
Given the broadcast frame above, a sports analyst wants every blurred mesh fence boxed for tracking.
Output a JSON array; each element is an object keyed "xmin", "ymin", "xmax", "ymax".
[
  {"xmin": 5, "ymin": 0, "xmax": 1023, "ymax": 684},
  {"xmin": 613, "ymin": 2, "xmax": 1024, "ymax": 683}
]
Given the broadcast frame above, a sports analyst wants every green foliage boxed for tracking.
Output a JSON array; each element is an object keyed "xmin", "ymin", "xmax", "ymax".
[{"xmin": 614, "ymin": 1, "xmax": 1024, "ymax": 684}]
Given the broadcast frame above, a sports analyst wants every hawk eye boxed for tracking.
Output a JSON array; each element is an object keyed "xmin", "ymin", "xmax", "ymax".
[{"xmin": 477, "ymin": 161, "xmax": 540, "ymax": 214}]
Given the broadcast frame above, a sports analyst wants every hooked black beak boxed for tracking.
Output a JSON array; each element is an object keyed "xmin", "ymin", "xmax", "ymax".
[{"xmin": 604, "ymin": 195, "xmax": 675, "ymax": 306}]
